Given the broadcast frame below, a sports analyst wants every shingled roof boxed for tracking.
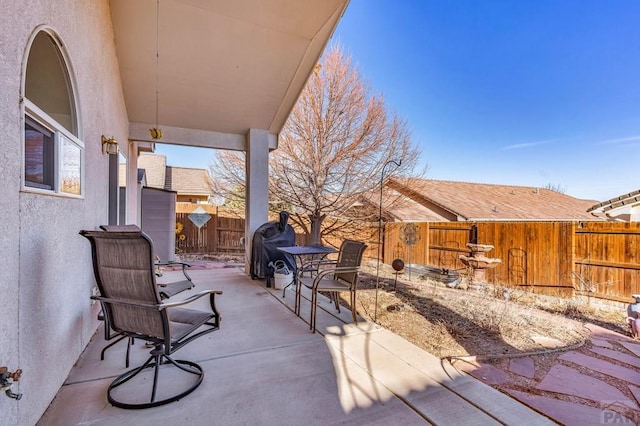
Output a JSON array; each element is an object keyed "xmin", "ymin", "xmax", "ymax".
[
  {"xmin": 368, "ymin": 186, "xmax": 451, "ymax": 222},
  {"xmin": 587, "ymin": 189, "xmax": 640, "ymax": 213},
  {"xmin": 137, "ymin": 153, "xmax": 214, "ymax": 198},
  {"xmin": 165, "ymin": 166, "xmax": 215, "ymax": 196},
  {"xmin": 138, "ymin": 153, "xmax": 167, "ymax": 189},
  {"xmin": 388, "ymin": 178, "xmax": 601, "ymax": 221}
]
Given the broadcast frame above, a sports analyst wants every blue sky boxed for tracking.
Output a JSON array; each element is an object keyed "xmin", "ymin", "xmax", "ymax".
[{"xmin": 156, "ymin": 0, "xmax": 640, "ymax": 201}]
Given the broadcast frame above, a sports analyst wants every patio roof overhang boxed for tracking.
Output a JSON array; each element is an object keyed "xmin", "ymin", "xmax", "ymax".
[{"xmin": 109, "ymin": 0, "xmax": 350, "ymax": 150}]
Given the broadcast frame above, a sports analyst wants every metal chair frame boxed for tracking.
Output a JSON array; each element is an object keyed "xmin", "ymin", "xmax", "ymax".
[
  {"xmin": 296, "ymin": 240, "xmax": 367, "ymax": 333},
  {"xmin": 81, "ymin": 229, "xmax": 222, "ymax": 409}
]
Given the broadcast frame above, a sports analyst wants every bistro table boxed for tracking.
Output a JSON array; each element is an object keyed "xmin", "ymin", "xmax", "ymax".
[{"xmin": 277, "ymin": 244, "xmax": 338, "ymax": 315}]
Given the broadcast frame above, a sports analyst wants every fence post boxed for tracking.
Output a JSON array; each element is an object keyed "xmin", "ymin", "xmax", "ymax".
[{"xmin": 211, "ymin": 210, "xmax": 219, "ymax": 253}]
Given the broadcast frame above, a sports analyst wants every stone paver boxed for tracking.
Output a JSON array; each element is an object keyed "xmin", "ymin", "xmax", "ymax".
[
  {"xmin": 536, "ymin": 364, "xmax": 636, "ymax": 409},
  {"xmin": 455, "ymin": 362, "xmax": 511, "ymax": 385},
  {"xmin": 506, "ymin": 389, "xmax": 635, "ymax": 426},
  {"xmin": 509, "ymin": 356, "xmax": 535, "ymax": 378},
  {"xmin": 630, "ymin": 385, "xmax": 640, "ymax": 406},
  {"xmin": 450, "ymin": 323, "xmax": 640, "ymax": 425},
  {"xmin": 590, "ymin": 346, "xmax": 640, "ymax": 369},
  {"xmin": 531, "ymin": 335, "xmax": 565, "ymax": 348},
  {"xmin": 585, "ymin": 323, "xmax": 635, "ymax": 343},
  {"xmin": 590, "ymin": 338, "xmax": 613, "ymax": 348},
  {"xmin": 620, "ymin": 341, "xmax": 640, "ymax": 357},
  {"xmin": 559, "ymin": 351, "xmax": 640, "ymax": 384}
]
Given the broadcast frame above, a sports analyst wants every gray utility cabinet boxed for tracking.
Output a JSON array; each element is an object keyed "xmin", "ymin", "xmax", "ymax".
[{"xmin": 141, "ymin": 186, "xmax": 177, "ymax": 261}]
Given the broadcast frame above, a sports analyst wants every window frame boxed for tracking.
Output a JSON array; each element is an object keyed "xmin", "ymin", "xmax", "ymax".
[
  {"xmin": 23, "ymin": 99, "xmax": 84, "ymax": 198},
  {"xmin": 21, "ymin": 27, "xmax": 84, "ymax": 198},
  {"xmin": 24, "ymin": 114, "xmax": 55, "ymax": 191}
]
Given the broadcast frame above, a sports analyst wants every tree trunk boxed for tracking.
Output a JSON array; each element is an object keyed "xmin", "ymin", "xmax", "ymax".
[{"xmin": 309, "ymin": 213, "xmax": 326, "ymax": 245}]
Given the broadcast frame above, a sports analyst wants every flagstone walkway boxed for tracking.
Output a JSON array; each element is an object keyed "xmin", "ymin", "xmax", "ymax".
[{"xmin": 452, "ymin": 323, "xmax": 640, "ymax": 425}]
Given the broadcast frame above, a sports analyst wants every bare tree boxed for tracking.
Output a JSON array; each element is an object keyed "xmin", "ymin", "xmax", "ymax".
[
  {"xmin": 210, "ymin": 45, "xmax": 422, "ymax": 243},
  {"xmin": 209, "ymin": 151, "xmax": 246, "ymax": 208},
  {"xmin": 544, "ymin": 182, "xmax": 566, "ymax": 194}
]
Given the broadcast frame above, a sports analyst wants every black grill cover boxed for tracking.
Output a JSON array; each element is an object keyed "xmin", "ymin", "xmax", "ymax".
[{"xmin": 250, "ymin": 211, "xmax": 296, "ymax": 282}]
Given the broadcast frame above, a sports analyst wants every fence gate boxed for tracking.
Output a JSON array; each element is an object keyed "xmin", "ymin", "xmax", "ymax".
[{"xmin": 175, "ymin": 206, "xmax": 244, "ymax": 254}]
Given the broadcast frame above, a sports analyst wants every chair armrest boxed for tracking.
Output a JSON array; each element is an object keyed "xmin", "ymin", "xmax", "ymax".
[
  {"xmin": 91, "ymin": 295, "xmax": 158, "ymax": 309},
  {"xmin": 155, "ymin": 261, "xmax": 192, "ymax": 281},
  {"xmin": 296, "ymin": 259, "xmax": 337, "ymax": 277},
  {"xmin": 92, "ymin": 290, "xmax": 223, "ymax": 320},
  {"xmin": 163, "ymin": 289, "xmax": 223, "ymax": 321},
  {"xmin": 314, "ymin": 266, "xmax": 361, "ymax": 282},
  {"xmin": 155, "ymin": 260, "xmax": 192, "ymax": 268},
  {"xmin": 160, "ymin": 289, "xmax": 223, "ymax": 309},
  {"xmin": 91, "ymin": 289, "xmax": 222, "ymax": 310}
]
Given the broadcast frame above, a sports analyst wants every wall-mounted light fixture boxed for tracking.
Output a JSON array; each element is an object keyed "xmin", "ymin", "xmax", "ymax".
[{"xmin": 101, "ymin": 135, "xmax": 119, "ymax": 155}]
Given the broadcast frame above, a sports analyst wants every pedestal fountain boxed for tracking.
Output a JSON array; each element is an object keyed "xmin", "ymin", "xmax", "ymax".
[{"xmin": 459, "ymin": 243, "xmax": 501, "ymax": 290}]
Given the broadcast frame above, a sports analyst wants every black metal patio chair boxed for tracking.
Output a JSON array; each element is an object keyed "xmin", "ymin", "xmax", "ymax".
[
  {"xmin": 296, "ymin": 240, "xmax": 367, "ymax": 333},
  {"xmin": 80, "ymin": 229, "xmax": 222, "ymax": 409},
  {"xmin": 96, "ymin": 224, "xmax": 195, "ymax": 366}
]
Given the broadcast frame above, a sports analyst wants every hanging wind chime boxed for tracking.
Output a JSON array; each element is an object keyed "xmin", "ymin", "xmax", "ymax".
[{"xmin": 149, "ymin": 0, "xmax": 163, "ymax": 140}]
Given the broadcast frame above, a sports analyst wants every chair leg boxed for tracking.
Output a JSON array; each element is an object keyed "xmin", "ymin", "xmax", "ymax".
[
  {"xmin": 125, "ymin": 337, "xmax": 134, "ymax": 368},
  {"xmin": 331, "ymin": 292, "xmax": 341, "ymax": 313},
  {"xmin": 107, "ymin": 351, "xmax": 204, "ymax": 409},
  {"xmin": 295, "ymin": 280, "xmax": 302, "ymax": 316},
  {"xmin": 100, "ymin": 334, "xmax": 128, "ymax": 361},
  {"xmin": 100, "ymin": 335, "xmax": 134, "ymax": 368},
  {"xmin": 351, "ymin": 291, "xmax": 357, "ymax": 323},
  {"xmin": 310, "ymin": 289, "xmax": 317, "ymax": 333},
  {"xmin": 282, "ymin": 275, "xmax": 297, "ymax": 298}
]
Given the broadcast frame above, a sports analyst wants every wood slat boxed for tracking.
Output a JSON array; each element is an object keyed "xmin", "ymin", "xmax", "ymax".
[{"xmin": 386, "ymin": 220, "xmax": 640, "ymax": 302}]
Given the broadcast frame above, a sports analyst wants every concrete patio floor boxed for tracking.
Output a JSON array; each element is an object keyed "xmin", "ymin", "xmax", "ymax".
[{"xmin": 37, "ymin": 264, "xmax": 554, "ymax": 425}]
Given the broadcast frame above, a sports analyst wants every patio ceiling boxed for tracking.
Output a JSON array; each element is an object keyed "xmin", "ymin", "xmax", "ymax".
[{"xmin": 109, "ymin": 0, "xmax": 349, "ymax": 146}]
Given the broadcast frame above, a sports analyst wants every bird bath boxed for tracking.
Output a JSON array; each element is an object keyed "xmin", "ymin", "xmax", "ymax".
[{"xmin": 459, "ymin": 243, "xmax": 501, "ymax": 290}]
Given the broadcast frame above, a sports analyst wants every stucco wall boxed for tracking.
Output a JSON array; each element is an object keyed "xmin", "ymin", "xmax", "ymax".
[{"xmin": 0, "ymin": 1, "xmax": 129, "ymax": 424}]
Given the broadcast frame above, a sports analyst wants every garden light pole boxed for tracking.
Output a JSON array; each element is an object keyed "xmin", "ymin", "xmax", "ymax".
[{"xmin": 374, "ymin": 159, "xmax": 401, "ymax": 322}]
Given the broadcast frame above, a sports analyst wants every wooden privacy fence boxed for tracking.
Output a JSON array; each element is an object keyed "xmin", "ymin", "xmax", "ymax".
[
  {"xmin": 175, "ymin": 205, "xmax": 245, "ymax": 254},
  {"xmin": 384, "ymin": 221, "xmax": 640, "ymax": 303},
  {"xmin": 573, "ymin": 222, "xmax": 640, "ymax": 302},
  {"xmin": 173, "ymin": 208, "xmax": 640, "ymax": 303}
]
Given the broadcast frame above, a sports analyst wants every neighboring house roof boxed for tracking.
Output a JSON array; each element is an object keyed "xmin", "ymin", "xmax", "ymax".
[
  {"xmin": 587, "ymin": 189, "xmax": 640, "ymax": 213},
  {"xmin": 138, "ymin": 153, "xmax": 213, "ymax": 199},
  {"xmin": 138, "ymin": 153, "xmax": 167, "ymax": 189},
  {"xmin": 359, "ymin": 187, "xmax": 450, "ymax": 222},
  {"xmin": 388, "ymin": 178, "xmax": 601, "ymax": 221},
  {"xmin": 165, "ymin": 167, "xmax": 215, "ymax": 196},
  {"xmin": 118, "ymin": 164, "xmax": 146, "ymax": 187},
  {"xmin": 586, "ymin": 188, "xmax": 640, "ymax": 222},
  {"xmin": 386, "ymin": 186, "xmax": 450, "ymax": 221}
]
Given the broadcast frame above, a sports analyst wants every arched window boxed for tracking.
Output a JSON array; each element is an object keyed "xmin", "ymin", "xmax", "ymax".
[{"xmin": 23, "ymin": 29, "xmax": 83, "ymax": 196}]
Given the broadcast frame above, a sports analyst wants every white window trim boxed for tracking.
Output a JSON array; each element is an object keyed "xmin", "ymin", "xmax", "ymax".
[{"xmin": 22, "ymin": 99, "xmax": 85, "ymax": 198}]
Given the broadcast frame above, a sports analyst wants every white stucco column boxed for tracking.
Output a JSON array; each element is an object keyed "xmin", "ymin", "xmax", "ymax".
[
  {"xmin": 126, "ymin": 141, "xmax": 140, "ymax": 225},
  {"xmin": 245, "ymin": 129, "xmax": 270, "ymax": 273}
]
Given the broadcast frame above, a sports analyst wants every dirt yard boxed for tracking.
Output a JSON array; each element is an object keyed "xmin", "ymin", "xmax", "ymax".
[
  {"xmin": 354, "ymin": 259, "xmax": 629, "ymax": 359},
  {"xmin": 196, "ymin": 252, "xmax": 630, "ymax": 357},
  {"xmin": 348, "ymin": 259, "xmax": 639, "ymax": 417}
]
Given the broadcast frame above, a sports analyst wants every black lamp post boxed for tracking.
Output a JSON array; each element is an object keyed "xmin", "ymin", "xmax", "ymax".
[{"xmin": 374, "ymin": 159, "xmax": 401, "ymax": 322}]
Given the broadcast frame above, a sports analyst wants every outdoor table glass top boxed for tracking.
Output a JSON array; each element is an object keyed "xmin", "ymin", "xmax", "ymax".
[{"xmin": 276, "ymin": 245, "xmax": 338, "ymax": 256}]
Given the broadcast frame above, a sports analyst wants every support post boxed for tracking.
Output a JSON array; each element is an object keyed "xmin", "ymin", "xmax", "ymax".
[{"xmin": 245, "ymin": 129, "xmax": 270, "ymax": 274}]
